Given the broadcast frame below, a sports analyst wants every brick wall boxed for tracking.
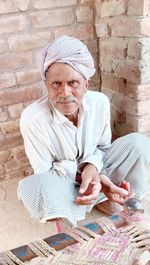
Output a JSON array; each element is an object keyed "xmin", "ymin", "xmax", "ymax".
[
  {"xmin": 0, "ymin": 0, "xmax": 99, "ymax": 180},
  {"xmin": 95, "ymin": 0, "xmax": 150, "ymax": 138}
]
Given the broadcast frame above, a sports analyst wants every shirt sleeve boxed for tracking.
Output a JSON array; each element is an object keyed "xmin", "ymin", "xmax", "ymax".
[
  {"xmin": 20, "ymin": 117, "xmax": 53, "ymax": 174},
  {"xmin": 20, "ymin": 115, "xmax": 78, "ymax": 178},
  {"xmin": 78, "ymin": 95, "xmax": 111, "ymax": 173}
]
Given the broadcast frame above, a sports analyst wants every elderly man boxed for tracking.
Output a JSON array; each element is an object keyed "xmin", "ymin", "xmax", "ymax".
[{"xmin": 18, "ymin": 36, "xmax": 150, "ymax": 228}]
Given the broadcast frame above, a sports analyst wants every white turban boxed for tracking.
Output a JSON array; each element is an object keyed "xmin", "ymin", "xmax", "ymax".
[{"xmin": 40, "ymin": 36, "xmax": 95, "ymax": 80}]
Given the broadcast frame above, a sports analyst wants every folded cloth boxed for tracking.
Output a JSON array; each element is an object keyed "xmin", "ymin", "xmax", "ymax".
[{"xmin": 17, "ymin": 171, "xmax": 106, "ymax": 226}]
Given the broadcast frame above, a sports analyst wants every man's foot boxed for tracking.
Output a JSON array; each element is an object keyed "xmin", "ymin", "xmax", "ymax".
[{"xmin": 96, "ymin": 200, "xmax": 123, "ymax": 215}]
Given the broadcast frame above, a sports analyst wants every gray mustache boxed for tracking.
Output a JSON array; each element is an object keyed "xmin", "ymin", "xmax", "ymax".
[{"xmin": 56, "ymin": 96, "xmax": 77, "ymax": 103}]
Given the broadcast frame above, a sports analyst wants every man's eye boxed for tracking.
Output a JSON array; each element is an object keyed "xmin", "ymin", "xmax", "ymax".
[
  {"xmin": 69, "ymin": 81, "xmax": 79, "ymax": 88},
  {"xmin": 52, "ymin": 82, "xmax": 61, "ymax": 88}
]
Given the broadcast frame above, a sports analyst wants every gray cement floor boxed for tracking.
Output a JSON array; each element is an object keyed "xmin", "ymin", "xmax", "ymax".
[{"xmin": 0, "ymin": 176, "xmax": 150, "ymax": 252}]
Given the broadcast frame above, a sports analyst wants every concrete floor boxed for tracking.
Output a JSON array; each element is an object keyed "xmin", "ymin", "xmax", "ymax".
[{"xmin": 0, "ymin": 176, "xmax": 150, "ymax": 252}]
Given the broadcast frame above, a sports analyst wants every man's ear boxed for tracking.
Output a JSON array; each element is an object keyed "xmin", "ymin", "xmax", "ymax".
[
  {"xmin": 87, "ymin": 80, "xmax": 90, "ymax": 87},
  {"xmin": 44, "ymin": 80, "xmax": 48, "ymax": 88},
  {"xmin": 84, "ymin": 79, "xmax": 89, "ymax": 92}
]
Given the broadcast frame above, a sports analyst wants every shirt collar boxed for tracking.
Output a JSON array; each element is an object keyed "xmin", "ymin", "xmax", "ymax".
[{"xmin": 48, "ymin": 92, "xmax": 92, "ymax": 125}]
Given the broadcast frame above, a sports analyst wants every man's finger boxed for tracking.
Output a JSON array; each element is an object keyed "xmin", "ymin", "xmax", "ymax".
[
  {"xmin": 120, "ymin": 181, "xmax": 136, "ymax": 200},
  {"xmin": 79, "ymin": 176, "xmax": 93, "ymax": 194},
  {"xmin": 120, "ymin": 181, "xmax": 129, "ymax": 191},
  {"xmin": 110, "ymin": 183, "xmax": 128, "ymax": 197},
  {"xmin": 76, "ymin": 186, "xmax": 99, "ymax": 201},
  {"xmin": 108, "ymin": 193, "xmax": 125, "ymax": 204},
  {"xmin": 77, "ymin": 193, "xmax": 98, "ymax": 202},
  {"xmin": 79, "ymin": 177, "xmax": 101, "ymax": 194},
  {"xmin": 75, "ymin": 198, "xmax": 95, "ymax": 205},
  {"xmin": 100, "ymin": 174, "xmax": 128, "ymax": 197}
]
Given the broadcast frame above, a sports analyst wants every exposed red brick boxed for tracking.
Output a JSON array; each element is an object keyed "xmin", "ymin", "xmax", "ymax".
[
  {"xmin": 0, "ymin": 151, "xmax": 12, "ymax": 164},
  {"xmin": 0, "ymin": 84, "xmax": 42, "ymax": 107},
  {"xmin": 32, "ymin": 0, "xmax": 77, "ymax": 9},
  {"xmin": 54, "ymin": 24, "xmax": 94, "ymax": 40},
  {"xmin": 13, "ymin": 146, "xmax": 29, "ymax": 166},
  {"xmin": 101, "ymin": 73, "xmax": 126, "ymax": 93},
  {"xmin": 0, "ymin": 53, "xmax": 33, "ymax": 71},
  {"xmin": 101, "ymin": 0, "xmax": 126, "ymax": 17},
  {"xmin": 0, "ymin": 166, "xmax": 5, "ymax": 179},
  {"xmin": 0, "ymin": 73, "xmax": 16, "ymax": 89},
  {"xmin": 76, "ymin": 6, "xmax": 93, "ymax": 22},
  {"xmin": 0, "ymin": 40, "xmax": 7, "ymax": 54},
  {"xmin": 4, "ymin": 159, "xmax": 20, "ymax": 172},
  {"xmin": 8, "ymin": 103, "xmax": 24, "ymax": 118},
  {"xmin": 0, "ymin": 15, "xmax": 26, "ymax": 34},
  {"xmin": 9, "ymin": 32, "xmax": 52, "ymax": 52},
  {"xmin": 127, "ymin": 0, "xmax": 145, "ymax": 15},
  {"xmin": 29, "ymin": 9, "xmax": 74, "ymax": 28},
  {"xmin": 0, "ymin": 109, "xmax": 8, "ymax": 122},
  {"xmin": 99, "ymin": 38, "xmax": 127, "ymax": 60},
  {"xmin": 0, "ymin": 120, "xmax": 19, "ymax": 134},
  {"xmin": 1, "ymin": 132, "xmax": 23, "ymax": 150},
  {"xmin": 0, "ymin": 0, "xmax": 30, "ymax": 14},
  {"xmin": 16, "ymin": 69, "xmax": 41, "ymax": 85},
  {"xmin": 5, "ymin": 166, "xmax": 33, "ymax": 179}
]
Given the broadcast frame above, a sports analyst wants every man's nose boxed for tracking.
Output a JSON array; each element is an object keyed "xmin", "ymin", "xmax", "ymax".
[{"xmin": 60, "ymin": 83, "xmax": 72, "ymax": 96}]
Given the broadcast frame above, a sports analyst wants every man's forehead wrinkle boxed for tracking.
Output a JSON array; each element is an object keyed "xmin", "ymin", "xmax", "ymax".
[{"xmin": 48, "ymin": 71, "xmax": 80, "ymax": 82}]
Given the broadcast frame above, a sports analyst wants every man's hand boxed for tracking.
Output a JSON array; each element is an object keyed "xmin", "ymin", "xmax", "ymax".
[
  {"xmin": 75, "ymin": 164, "xmax": 101, "ymax": 205},
  {"xmin": 99, "ymin": 174, "xmax": 129, "ymax": 204}
]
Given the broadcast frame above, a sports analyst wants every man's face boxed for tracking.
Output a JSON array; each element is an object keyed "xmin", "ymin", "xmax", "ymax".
[{"xmin": 45, "ymin": 63, "xmax": 89, "ymax": 115}]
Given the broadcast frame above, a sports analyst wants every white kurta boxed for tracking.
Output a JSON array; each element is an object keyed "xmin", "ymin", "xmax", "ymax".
[
  {"xmin": 18, "ymin": 91, "xmax": 150, "ymax": 224},
  {"xmin": 18, "ymin": 91, "xmax": 111, "ymax": 224},
  {"xmin": 20, "ymin": 90, "xmax": 111, "ymax": 178}
]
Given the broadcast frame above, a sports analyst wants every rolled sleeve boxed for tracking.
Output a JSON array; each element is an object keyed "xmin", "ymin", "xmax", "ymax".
[
  {"xmin": 78, "ymin": 151, "xmax": 105, "ymax": 173},
  {"xmin": 77, "ymin": 93, "xmax": 112, "ymax": 174}
]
